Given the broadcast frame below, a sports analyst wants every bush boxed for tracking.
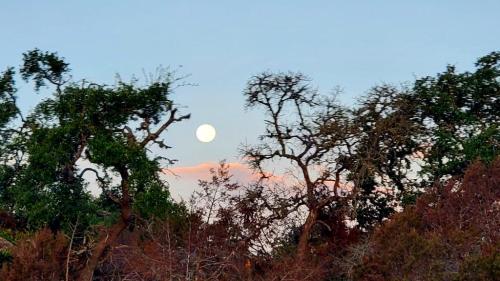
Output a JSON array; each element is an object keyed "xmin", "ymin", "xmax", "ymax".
[
  {"xmin": 0, "ymin": 228, "xmax": 68, "ymax": 281},
  {"xmin": 352, "ymin": 159, "xmax": 500, "ymax": 281},
  {"xmin": 456, "ymin": 250, "xmax": 500, "ymax": 281}
]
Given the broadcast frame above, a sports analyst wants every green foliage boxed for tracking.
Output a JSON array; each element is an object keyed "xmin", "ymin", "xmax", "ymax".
[
  {"xmin": 0, "ymin": 230, "xmax": 14, "ymax": 244},
  {"xmin": 0, "ymin": 166, "xmax": 15, "ymax": 206},
  {"xmin": 414, "ymin": 52, "xmax": 500, "ymax": 181},
  {"xmin": 0, "ymin": 68, "xmax": 17, "ymax": 128},
  {"xmin": 0, "ymin": 49, "xmax": 188, "ymax": 234},
  {"xmin": 355, "ymin": 193, "xmax": 393, "ymax": 229},
  {"xmin": 0, "ymin": 250, "xmax": 12, "ymax": 265},
  {"xmin": 133, "ymin": 183, "xmax": 186, "ymax": 220},
  {"xmin": 20, "ymin": 49, "xmax": 69, "ymax": 91}
]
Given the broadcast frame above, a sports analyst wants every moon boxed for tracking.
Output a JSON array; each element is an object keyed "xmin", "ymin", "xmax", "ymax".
[{"xmin": 196, "ymin": 124, "xmax": 216, "ymax": 143}]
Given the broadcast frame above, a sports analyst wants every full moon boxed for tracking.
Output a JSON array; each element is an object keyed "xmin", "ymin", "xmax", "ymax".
[{"xmin": 196, "ymin": 124, "xmax": 216, "ymax": 143}]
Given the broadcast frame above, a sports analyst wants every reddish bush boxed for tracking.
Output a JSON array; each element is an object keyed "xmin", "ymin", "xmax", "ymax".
[
  {"xmin": 93, "ymin": 162, "xmax": 360, "ymax": 281},
  {"xmin": 93, "ymin": 215, "xmax": 251, "ymax": 281},
  {"xmin": 352, "ymin": 159, "xmax": 500, "ymax": 281},
  {"xmin": 0, "ymin": 228, "xmax": 68, "ymax": 281}
]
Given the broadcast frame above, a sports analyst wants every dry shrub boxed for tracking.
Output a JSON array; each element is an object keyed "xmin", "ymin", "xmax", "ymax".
[
  {"xmin": 94, "ymin": 214, "xmax": 251, "ymax": 281},
  {"xmin": 251, "ymin": 255, "xmax": 332, "ymax": 281},
  {"xmin": 95, "ymin": 218, "xmax": 351, "ymax": 281},
  {"xmin": 0, "ymin": 228, "xmax": 68, "ymax": 281},
  {"xmin": 352, "ymin": 159, "xmax": 500, "ymax": 281},
  {"xmin": 93, "ymin": 162, "xmax": 360, "ymax": 281}
]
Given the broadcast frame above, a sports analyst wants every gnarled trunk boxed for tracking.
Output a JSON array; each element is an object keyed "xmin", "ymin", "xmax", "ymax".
[
  {"xmin": 296, "ymin": 207, "xmax": 318, "ymax": 261},
  {"xmin": 76, "ymin": 215, "xmax": 128, "ymax": 281},
  {"xmin": 76, "ymin": 168, "xmax": 131, "ymax": 281}
]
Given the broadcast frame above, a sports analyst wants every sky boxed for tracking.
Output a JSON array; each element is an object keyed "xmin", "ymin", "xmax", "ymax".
[{"xmin": 1, "ymin": 1, "xmax": 499, "ymax": 198}]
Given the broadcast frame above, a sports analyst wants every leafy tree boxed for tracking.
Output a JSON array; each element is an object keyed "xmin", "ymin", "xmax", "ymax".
[
  {"xmin": 413, "ymin": 52, "xmax": 500, "ymax": 182},
  {"xmin": 348, "ymin": 85, "xmax": 424, "ymax": 228},
  {"xmin": 343, "ymin": 51, "xmax": 500, "ymax": 228},
  {"xmin": 0, "ymin": 67, "xmax": 23, "ymax": 213},
  {"xmin": 0, "ymin": 67, "xmax": 18, "ymax": 129},
  {"xmin": 0, "ymin": 49, "xmax": 190, "ymax": 280}
]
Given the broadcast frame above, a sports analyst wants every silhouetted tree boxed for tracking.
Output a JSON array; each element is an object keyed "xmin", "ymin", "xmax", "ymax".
[
  {"xmin": 348, "ymin": 85, "xmax": 424, "ymax": 228},
  {"xmin": 242, "ymin": 72, "xmax": 355, "ymax": 261}
]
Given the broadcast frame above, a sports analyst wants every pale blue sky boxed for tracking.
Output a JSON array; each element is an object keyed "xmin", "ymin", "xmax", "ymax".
[{"xmin": 1, "ymin": 1, "xmax": 499, "ymax": 177}]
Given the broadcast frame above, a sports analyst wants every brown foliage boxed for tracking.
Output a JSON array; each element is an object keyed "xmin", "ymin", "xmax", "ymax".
[
  {"xmin": 352, "ymin": 159, "xmax": 500, "ymax": 281},
  {"xmin": 91, "ymin": 162, "xmax": 359, "ymax": 281},
  {"xmin": 3, "ymin": 160, "xmax": 497, "ymax": 280},
  {"xmin": 93, "ymin": 215, "xmax": 251, "ymax": 281},
  {"xmin": 0, "ymin": 228, "xmax": 68, "ymax": 281},
  {"xmin": 94, "ymin": 217, "xmax": 335, "ymax": 281}
]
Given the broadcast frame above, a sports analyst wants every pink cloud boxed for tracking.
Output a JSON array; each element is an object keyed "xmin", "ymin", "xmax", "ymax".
[
  {"xmin": 162, "ymin": 161, "xmax": 259, "ymax": 184},
  {"xmin": 162, "ymin": 161, "xmax": 291, "ymax": 186},
  {"xmin": 162, "ymin": 162, "xmax": 292, "ymax": 200},
  {"xmin": 162, "ymin": 162, "xmax": 351, "ymax": 199}
]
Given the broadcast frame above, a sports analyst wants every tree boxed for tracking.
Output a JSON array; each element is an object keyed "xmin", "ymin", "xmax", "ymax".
[
  {"xmin": 242, "ymin": 72, "xmax": 355, "ymax": 261},
  {"xmin": 413, "ymin": 52, "xmax": 500, "ymax": 183},
  {"xmin": 0, "ymin": 49, "xmax": 190, "ymax": 280},
  {"xmin": 348, "ymin": 85, "xmax": 424, "ymax": 228},
  {"xmin": 0, "ymin": 67, "xmax": 24, "ymax": 214}
]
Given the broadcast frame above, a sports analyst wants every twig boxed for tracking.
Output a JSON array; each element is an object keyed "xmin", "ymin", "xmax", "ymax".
[{"xmin": 66, "ymin": 216, "xmax": 79, "ymax": 281}]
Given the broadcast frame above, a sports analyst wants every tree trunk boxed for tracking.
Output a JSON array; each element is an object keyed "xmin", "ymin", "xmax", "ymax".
[
  {"xmin": 76, "ymin": 168, "xmax": 131, "ymax": 281},
  {"xmin": 76, "ymin": 217, "xmax": 128, "ymax": 281},
  {"xmin": 296, "ymin": 207, "xmax": 318, "ymax": 261}
]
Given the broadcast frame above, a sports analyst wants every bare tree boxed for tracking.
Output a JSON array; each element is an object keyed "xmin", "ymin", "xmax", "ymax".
[{"xmin": 242, "ymin": 72, "xmax": 354, "ymax": 261}]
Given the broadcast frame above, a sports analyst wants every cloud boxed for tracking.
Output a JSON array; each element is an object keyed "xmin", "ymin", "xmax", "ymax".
[
  {"xmin": 163, "ymin": 161, "xmax": 257, "ymax": 183},
  {"xmin": 161, "ymin": 161, "xmax": 263, "ymax": 200},
  {"xmin": 161, "ymin": 161, "xmax": 351, "ymax": 200}
]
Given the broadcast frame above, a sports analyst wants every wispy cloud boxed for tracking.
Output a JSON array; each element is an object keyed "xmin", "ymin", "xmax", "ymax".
[
  {"xmin": 162, "ymin": 161, "xmax": 352, "ymax": 200},
  {"xmin": 162, "ymin": 161, "xmax": 259, "ymax": 184}
]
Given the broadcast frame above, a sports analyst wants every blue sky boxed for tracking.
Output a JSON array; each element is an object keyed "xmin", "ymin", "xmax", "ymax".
[{"xmin": 1, "ymin": 1, "xmax": 499, "ymax": 196}]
